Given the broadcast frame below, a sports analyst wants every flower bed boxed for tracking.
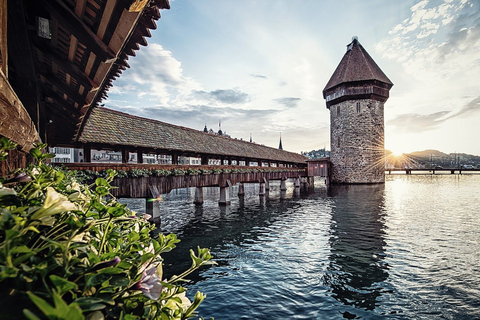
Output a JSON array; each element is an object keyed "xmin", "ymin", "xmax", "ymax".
[{"xmin": 0, "ymin": 139, "xmax": 215, "ymax": 319}]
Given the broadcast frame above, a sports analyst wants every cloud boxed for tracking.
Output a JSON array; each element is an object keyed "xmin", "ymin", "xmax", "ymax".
[
  {"xmin": 109, "ymin": 43, "xmax": 201, "ymax": 105},
  {"xmin": 273, "ymin": 97, "xmax": 301, "ymax": 108},
  {"xmin": 445, "ymin": 96, "xmax": 480, "ymax": 119},
  {"xmin": 387, "ymin": 111, "xmax": 450, "ymax": 133},
  {"xmin": 388, "ymin": 95, "xmax": 480, "ymax": 135},
  {"xmin": 194, "ymin": 89, "xmax": 250, "ymax": 104},
  {"xmin": 251, "ymin": 73, "xmax": 267, "ymax": 79},
  {"xmin": 376, "ymin": 0, "xmax": 480, "ymax": 80}
]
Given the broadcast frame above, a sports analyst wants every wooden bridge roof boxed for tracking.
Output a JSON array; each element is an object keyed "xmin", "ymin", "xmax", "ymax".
[
  {"xmin": 3, "ymin": 0, "xmax": 170, "ymax": 149},
  {"xmin": 77, "ymin": 107, "xmax": 308, "ymax": 164},
  {"xmin": 323, "ymin": 38, "xmax": 393, "ymax": 95}
]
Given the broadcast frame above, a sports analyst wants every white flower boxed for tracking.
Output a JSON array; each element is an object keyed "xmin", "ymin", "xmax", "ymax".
[
  {"xmin": 31, "ymin": 187, "xmax": 77, "ymax": 225},
  {"xmin": 134, "ymin": 265, "xmax": 165, "ymax": 300}
]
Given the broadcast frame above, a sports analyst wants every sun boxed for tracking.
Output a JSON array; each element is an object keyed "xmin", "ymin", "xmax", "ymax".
[{"xmin": 388, "ymin": 148, "xmax": 404, "ymax": 158}]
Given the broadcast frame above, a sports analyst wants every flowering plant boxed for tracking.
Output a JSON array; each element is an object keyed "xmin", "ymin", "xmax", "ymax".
[{"xmin": 0, "ymin": 142, "xmax": 214, "ymax": 319}]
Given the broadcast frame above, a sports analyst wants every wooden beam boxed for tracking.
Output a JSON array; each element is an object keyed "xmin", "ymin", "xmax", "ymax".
[
  {"xmin": 40, "ymin": 73, "xmax": 87, "ymax": 106},
  {"xmin": 97, "ymin": 0, "xmax": 118, "ymax": 40},
  {"xmin": 39, "ymin": 0, "xmax": 115, "ymax": 61},
  {"xmin": 0, "ymin": 71, "xmax": 40, "ymax": 151},
  {"xmin": 0, "ymin": 0, "xmax": 7, "ymax": 77},
  {"xmin": 32, "ymin": 39, "xmax": 98, "ymax": 90}
]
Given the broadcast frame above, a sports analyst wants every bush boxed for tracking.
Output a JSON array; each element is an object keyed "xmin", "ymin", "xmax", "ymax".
[
  {"xmin": 186, "ymin": 168, "xmax": 200, "ymax": 175},
  {"xmin": 172, "ymin": 169, "xmax": 186, "ymax": 176},
  {"xmin": 153, "ymin": 169, "xmax": 172, "ymax": 177},
  {"xmin": 0, "ymin": 143, "xmax": 214, "ymax": 319}
]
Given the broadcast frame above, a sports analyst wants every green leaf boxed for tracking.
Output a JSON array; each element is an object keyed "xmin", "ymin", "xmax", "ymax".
[
  {"xmin": 95, "ymin": 178, "xmax": 109, "ymax": 187},
  {"xmin": 140, "ymin": 253, "xmax": 154, "ymax": 265},
  {"xmin": 95, "ymin": 186, "xmax": 109, "ymax": 196},
  {"xmin": 86, "ymin": 274, "xmax": 111, "ymax": 288},
  {"xmin": 23, "ymin": 309, "xmax": 42, "ymax": 320},
  {"xmin": 127, "ymin": 231, "xmax": 140, "ymax": 242},
  {"xmin": 49, "ymin": 275, "xmax": 78, "ymax": 295},
  {"xmin": 10, "ymin": 245, "xmax": 34, "ymax": 254},
  {"xmin": 107, "ymin": 206, "xmax": 125, "ymax": 218},
  {"xmin": 26, "ymin": 292, "xmax": 56, "ymax": 317}
]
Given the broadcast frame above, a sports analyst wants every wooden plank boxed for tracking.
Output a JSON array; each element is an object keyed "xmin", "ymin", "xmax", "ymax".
[
  {"xmin": 0, "ymin": 72, "xmax": 40, "ymax": 151},
  {"xmin": 97, "ymin": 0, "xmax": 118, "ymax": 40},
  {"xmin": 0, "ymin": 0, "xmax": 7, "ymax": 77},
  {"xmin": 33, "ymin": 39, "xmax": 98, "ymax": 90},
  {"xmin": 75, "ymin": 0, "xmax": 87, "ymax": 17},
  {"xmin": 108, "ymin": 8, "xmax": 138, "ymax": 52},
  {"xmin": 40, "ymin": 0, "xmax": 115, "ymax": 61},
  {"xmin": 40, "ymin": 73, "xmax": 87, "ymax": 106}
]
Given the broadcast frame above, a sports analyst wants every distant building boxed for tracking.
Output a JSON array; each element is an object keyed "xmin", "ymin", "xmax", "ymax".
[
  {"xmin": 278, "ymin": 134, "xmax": 283, "ymax": 150},
  {"xmin": 323, "ymin": 37, "xmax": 393, "ymax": 184},
  {"xmin": 49, "ymin": 147, "xmax": 83, "ymax": 163}
]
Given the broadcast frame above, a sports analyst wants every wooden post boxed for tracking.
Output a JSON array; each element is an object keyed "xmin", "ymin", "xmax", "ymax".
[
  {"xmin": 294, "ymin": 177, "xmax": 300, "ymax": 188},
  {"xmin": 280, "ymin": 179, "xmax": 287, "ymax": 191},
  {"xmin": 219, "ymin": 186, "xmax": 230, "ymax": 205},
  {"xmin": 137, "ymin": 149, "xmax": 143, "ymax": 164},
  {"xmin": 121, "ymin": 148, "xmax": 129, "ymax": 163},
  {"xmin": 194, "ymin": 187, "xmax": 203, "ymax": 205},
  {"xmin": 83, "ymin": 145, "xmax": 91, "ymax": 162},
  {"xmin": 259, "ymin": 181, "xmax": 265, "ymax": 196},
  {"xmin": 146, "ymin": 198, "xmax": 160, "ymax": 226},
  {"xmin": 201, "ymin": 155, "xmax": 208, "ymax": 165},
  {"xmin": 171, "ymin": 152, "xmax": 178, "ymax": 165},
  {"xmin": 264, "ymin": 178, "xmax": 270, "ymax": 191},
  {"xmin": 238, "ymin": 182, "xmax": 245, "ymax": 196}
]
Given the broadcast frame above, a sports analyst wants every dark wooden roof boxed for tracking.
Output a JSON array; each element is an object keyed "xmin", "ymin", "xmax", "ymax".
[
  {"xmin": 77, "ymin": 107, "xmax": 308, "ymax": 164},
  {"xmin": 5, "ymin": 0, "xmax": 170, "ymax": 147},
  {"xmin": 323, "ymin": 38, "xmax": 393, "ymax": 94}
]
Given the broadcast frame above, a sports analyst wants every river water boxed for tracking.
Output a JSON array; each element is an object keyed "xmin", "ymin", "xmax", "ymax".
[{"xmin": 131, "ymin": 174, "xmax": 480, "ymax": 319}]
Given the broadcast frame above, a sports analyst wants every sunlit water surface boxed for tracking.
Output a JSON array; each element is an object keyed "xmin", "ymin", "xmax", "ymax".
[{"xmin": 127, "ymin": 175, "xmax": 480, "ymax": 319}]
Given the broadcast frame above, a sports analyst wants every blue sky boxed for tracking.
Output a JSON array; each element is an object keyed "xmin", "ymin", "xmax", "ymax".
[{"xmin": 106, "ymin": 0, "xmax": 480, "ymax": 155}]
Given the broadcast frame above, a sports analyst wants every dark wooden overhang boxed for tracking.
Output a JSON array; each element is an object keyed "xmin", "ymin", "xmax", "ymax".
[
  {"xmin": 77, "ymin": 107, "xmax": 309, "ymax": 166},
  {"xmin": 4, "ymin": 0, "xmax": 170, "ymax": 148}
]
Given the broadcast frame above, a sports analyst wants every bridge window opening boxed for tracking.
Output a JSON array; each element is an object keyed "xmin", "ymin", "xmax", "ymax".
[{"xmin": 356, "ymin": 102, "xmax": 361, "ymax": 113}]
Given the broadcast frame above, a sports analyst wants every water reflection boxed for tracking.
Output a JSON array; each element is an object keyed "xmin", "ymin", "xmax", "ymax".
[{"xmin": 323, "ymin": 184, "xmax": 388, "ymax": 313}]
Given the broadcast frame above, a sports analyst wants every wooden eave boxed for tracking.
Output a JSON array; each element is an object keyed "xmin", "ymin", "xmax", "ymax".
[{"xmin": 7, "ymin": 0, "xmax": 170, "ymax": 147}]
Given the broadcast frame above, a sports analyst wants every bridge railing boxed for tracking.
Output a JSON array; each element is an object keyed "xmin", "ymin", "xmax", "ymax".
[{"xmin": 60, "ymin": 163, "xmax": 308, "ymax": 197}]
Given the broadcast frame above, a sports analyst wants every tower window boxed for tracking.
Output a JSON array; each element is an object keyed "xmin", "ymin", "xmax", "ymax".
[
  {"xmin": 356, "ymin": 102, "xmax": 361, "ymax": 113},
  {"xmin": 338, "ymin": 137, "xmax": 340, "ymax": 146},
  {"xmin": 337, "ymin": 106, "xmax": 340, "ymax": 116}
]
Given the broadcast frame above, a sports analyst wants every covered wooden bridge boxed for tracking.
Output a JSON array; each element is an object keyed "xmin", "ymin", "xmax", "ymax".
[{"xmin": 74, "ymin": 106, "xmax": 308, "ymax": 168}]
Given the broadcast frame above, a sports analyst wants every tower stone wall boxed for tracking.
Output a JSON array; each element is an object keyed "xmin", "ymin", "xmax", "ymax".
[
  {"xmin": 330, "ymin": 99, "xmax": 385, "ymax": 183},
  {"xmin": 323, "ymin": 38, "xmax": 392, "ymax": 184}
]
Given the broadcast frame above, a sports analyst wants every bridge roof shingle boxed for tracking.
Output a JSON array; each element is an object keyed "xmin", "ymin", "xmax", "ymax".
[{"xmin": 77, "ymin": 107, "xmax": 308, "ymax": 164}]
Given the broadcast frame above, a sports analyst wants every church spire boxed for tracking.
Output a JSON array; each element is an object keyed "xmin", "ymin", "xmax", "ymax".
[{"xmin": 278, "ymin": 133, "xmax": 283, "ymax": 150}]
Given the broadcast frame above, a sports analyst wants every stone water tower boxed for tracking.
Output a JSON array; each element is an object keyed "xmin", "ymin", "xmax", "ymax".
[{"xmin": 323, "ymin": 37, "xmax": 393, "ymax": 184}]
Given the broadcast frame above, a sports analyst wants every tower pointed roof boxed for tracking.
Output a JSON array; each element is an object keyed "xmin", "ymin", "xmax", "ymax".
[
  {"xmin": 323, "ymin": 38, "xmax": 392, "ymax": 94},
  {"xmin": 279, "ymin": 133, "xmax": 283, "ymax": 150}
]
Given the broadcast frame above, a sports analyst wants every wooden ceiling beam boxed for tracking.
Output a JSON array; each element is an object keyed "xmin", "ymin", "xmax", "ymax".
[
  {"xmin": 40, "ymin": 73, "xmax": 87, "ymax": 106},
  {"xmin": 39, "ymin": 0, "xmax": 115, "ymax": 61},
  {"xmin": 97, "ymin": 0, "xmax": 119, "ymax": 40},
  {"xmin": 32, "ymin": 39, "xmax": 98, "ymax": 90}
]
